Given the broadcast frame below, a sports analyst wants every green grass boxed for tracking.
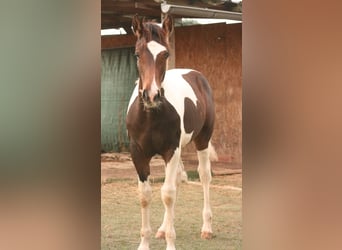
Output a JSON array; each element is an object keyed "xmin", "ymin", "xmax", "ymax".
[
  {"xmin": 102, "ymin": 178, "xmax": 132, "ymax": 185},
  {"xmin": 101, "ymin": 175, "xmax": 242, "ymax": 249},
  {"xmin": 186, "ymin": 170, "xmax": 199, "ymax": 181}
]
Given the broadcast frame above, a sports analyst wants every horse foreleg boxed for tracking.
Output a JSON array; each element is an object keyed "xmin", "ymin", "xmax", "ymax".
[
  {"xmin": 156, "ymin": 156, "xmax": 187, "ymax": 241},
  {"xmin": 157, "ymin": 148, "xmax": 181, "ymax": 250},
  {"xmin": 155, "ymin": 211, "xmax": 167, "ymax": 239},
  {"xmin": 197, "ymin": 148, "xmax": 213, "ymax": 239},
  {"xmin": 131, "ymin": 141, "xmax": 152, "ymax": 250},
  {"xmin": 138, "ymin": 179, "xmax": 152, "ymax": 250}
]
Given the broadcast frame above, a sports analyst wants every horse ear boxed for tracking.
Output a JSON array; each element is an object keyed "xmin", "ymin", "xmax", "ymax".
[
  {"xmin": 162, "ymin": 14, "xmax": 174, "ymax": 37},
  {"xmin": 132, "ymin": 14, "xmax": 143, "ymax": 38}
]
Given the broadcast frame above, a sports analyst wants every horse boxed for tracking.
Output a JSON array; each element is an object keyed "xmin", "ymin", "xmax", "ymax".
[{"xmin": 126, "ymin": 14, "xmax": 216, "ymax": 250}]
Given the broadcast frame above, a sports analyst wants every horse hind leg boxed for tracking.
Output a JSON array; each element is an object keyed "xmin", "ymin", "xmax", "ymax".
[
  {"xmin": 196, "ymin": 144, "xmax": 214, "ymax": 239},
  {"xmin": 177, "ymin": 159, "xmax": 188, "ymax": 184}
]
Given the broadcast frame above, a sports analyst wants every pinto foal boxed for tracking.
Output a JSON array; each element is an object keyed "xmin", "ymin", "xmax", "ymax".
[{"xmin": 126, "ymin": 14, "xmax": 216, "ymax": 250}]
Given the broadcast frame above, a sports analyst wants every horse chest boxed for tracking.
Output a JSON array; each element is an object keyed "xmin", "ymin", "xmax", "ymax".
[{"xmin": 127, "ymin": 98, "xmax": 181, "ymax": 155}]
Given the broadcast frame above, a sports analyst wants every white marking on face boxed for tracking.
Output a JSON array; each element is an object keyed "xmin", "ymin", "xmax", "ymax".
[
  {"xmin": 147, "ymin": 41, "xmax": 167, "ymax": 61},
  {"xmin": 150, "ymin": 78, "xmax": 159, "ymax": 97}
]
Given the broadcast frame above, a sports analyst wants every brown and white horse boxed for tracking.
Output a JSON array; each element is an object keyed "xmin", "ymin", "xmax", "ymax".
[{"xmin": 126, "ymin": 14, "xmax": 216, "ymax": 250}]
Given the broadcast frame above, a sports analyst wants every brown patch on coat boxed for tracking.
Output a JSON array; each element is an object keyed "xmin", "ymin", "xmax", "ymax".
[
  {"xmin": 162, "ymin": 195, "xmax": 173, "ymax": 206},
  {"xmin": 140, "ymin": 198, "xmax": 149, "ymax": 208},
  {"xmin": 182, "ymin": 71, "xmax": 215, "ymax": 151},
  {"xmin": 126, "ymin": 97, "xmax": 181, "ymax": 182},
  {"xmin": 183, "ymin": 97, "xmax": 204, "ymax": 136}
]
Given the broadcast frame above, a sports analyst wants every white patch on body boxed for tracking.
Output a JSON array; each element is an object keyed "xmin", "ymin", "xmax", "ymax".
[
  {"xmin": 162, "ymin": 69, "xmax": 198, "ymax": 147},
  {"xmin": 147, "ymin": 41, "xmax": 167, "ymax": 61},
  {"xmin": 127, "ymin": 79, "xmax": 139, "ymax": 114}
]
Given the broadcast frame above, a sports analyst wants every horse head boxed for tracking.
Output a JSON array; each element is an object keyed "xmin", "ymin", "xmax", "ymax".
[{"xmin": 132, "ymin": 14, "xmax": 173, "ymax": 109}]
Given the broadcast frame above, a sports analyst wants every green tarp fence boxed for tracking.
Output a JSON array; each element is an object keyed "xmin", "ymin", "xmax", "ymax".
[{"xmin": 101, "ymin": 47, "xmax": 138, "ymax": 152}]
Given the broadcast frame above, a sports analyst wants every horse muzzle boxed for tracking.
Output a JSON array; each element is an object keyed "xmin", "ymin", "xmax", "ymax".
[{"xmin": 141, "ymin": 88, "xmax": 163, "ymax": 109}]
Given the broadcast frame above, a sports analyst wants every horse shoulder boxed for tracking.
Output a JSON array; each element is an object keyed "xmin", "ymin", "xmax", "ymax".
[{"xmin": 162, "ymin": 69, "xmax": 206, "ymax": 147}]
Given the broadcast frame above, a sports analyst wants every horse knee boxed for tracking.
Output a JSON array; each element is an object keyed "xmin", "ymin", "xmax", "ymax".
[
  {"xmin": 161, "ymin": 186, "xmax": 176, "ymax": 206},
  {"xmin": 139, "ymin": 180, "xmax": 152, "ymax": 207}
]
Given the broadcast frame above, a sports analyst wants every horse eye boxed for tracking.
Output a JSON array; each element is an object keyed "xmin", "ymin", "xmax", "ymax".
[
  {"xmin": 134, "ymin": 53, "xmax": 140, "ymax": 59},
  {"xmin": 164, "ymin": 52, "xmax": 169, "ymax": 59}
]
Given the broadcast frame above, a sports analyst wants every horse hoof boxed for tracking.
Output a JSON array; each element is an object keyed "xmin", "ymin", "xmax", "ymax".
[
  {"xmin": 155, "ymin": 230, "xmax": 165, "ymax": 239},
  {"xmin": 201, "ymin": 231, "xmax": 213, "ymax": 239},
  {"xmin": 137, "ymin": 245, "xmax": 149, "ymax": 250}
]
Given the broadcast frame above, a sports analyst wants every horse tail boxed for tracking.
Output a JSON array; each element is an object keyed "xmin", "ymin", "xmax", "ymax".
[{"xmin": 209, "ymin": 141, "xmax": 218, "ymax": 162}]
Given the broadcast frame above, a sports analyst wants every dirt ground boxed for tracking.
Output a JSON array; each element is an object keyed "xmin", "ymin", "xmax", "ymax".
[{"xmin": 101, "ymin": 152, "xmax": 242, "ymax": 250}]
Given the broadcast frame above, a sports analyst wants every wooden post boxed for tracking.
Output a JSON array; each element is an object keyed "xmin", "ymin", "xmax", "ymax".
[
  {"xmin": 168, "ymin": 28, "xmax": 176, "ymax": 69},
  {"xmin": 162, "ymin": 13, "xmax": 176, "ymax": 69}
]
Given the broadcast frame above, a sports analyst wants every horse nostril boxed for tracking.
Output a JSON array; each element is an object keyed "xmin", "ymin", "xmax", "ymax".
[
  {"xmin": 142, "ymin": 89, "xmax": 149, "ymax": 102},
  {"xmin": 154, "ymin": 90, "xmax": 161, "ymax": 101}
]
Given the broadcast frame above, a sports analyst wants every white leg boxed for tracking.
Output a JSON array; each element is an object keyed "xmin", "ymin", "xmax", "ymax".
[
  {"xmin": 177, "ymin": 160, "xmax": 188, "ymax": 184},
  {"xmin": 138, "ymin": 179, "xmax": 152, "ymax": 250},
  {"xmin": 197, "ymin": 148, "xmax": 213, "ymax": 239},
  {"xmin": 156, "ymin": 155, "xmax": 187, "ymax": 240},
  {"xmin": 156, "ymin": 211, "xmax": 167, "ymax": 239},
  {"xmin": 158, "ymin": 148, "xmax": 181, "ymax": 250}
]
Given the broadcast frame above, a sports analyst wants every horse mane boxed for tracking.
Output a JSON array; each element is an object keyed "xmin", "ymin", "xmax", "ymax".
[{"xmin": 142, "ymin": 22, "xmax": 168, "ymax": 46}]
